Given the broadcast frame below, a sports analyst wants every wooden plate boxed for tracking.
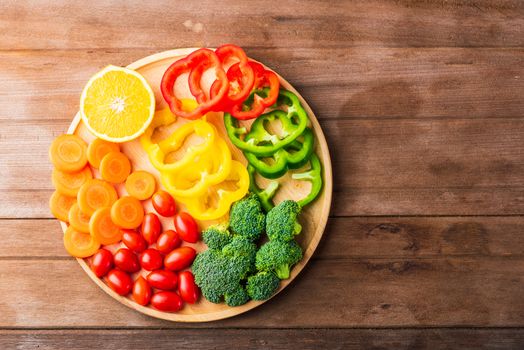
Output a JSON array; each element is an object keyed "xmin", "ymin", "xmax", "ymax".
[{"xmin": 60, "ymin": 48, "xmax": 333, "ymax": 322}]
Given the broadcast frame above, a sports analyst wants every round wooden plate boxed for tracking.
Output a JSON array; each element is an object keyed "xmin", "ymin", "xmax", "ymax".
[{"xmin": 60, "ymin": 48, "xmax": 333, "ymax": 322}]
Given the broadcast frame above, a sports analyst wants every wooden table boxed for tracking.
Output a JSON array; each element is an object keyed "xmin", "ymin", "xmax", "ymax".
[{"xmin": 1, "ymin": 1, "xmax": 523, "ymax": 348}]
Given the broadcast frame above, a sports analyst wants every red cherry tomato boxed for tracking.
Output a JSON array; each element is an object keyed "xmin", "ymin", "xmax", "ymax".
[
  {"xmin": 147, "ymin": 270, "xmax": 178, "ymax": 290},
  {"xmin": 178, "ymin": 271, "xmax": 200, "ymax": 304},
  {"xmin": 157, "ymin": 230, "xmax": 182, "ymax": 254},
  {"xmin": 132, "ymin": 276, "xmax": 152, "ymax": 306},
  {"xmin": 152, "ymin": 190, "xmax": 176, "ymax": 217},
  {"xmin": 106, "ymin": 269, "xmax": 132, "ymax": 296},
  {"xmin": 140, "ymin": 248, "xmax": 163, "ymax": 271},
  {"xmin": 121, "ymin": 229, "xmax": 147, "ymax": 253},
  {"xmin": 91, "ymin": 248, "xmax": 113, "ymax": 278},
  {"xmin": 114, "ymin": 248, "xmax": 140, "ymax": 273},
  {"xmin": 141, "ymin": 213, "xmax": 162, "ymax": 245},
  {"xmin": 174, "ymin": 212, "xmax": 200, "ymax": 243},
  {"xmin": 150, "ymin": 291, "xmax": 184, "ymax": 312},
  {"xmin": 164, "ymin": 247, "xmax": 196, "ymax": 271}
]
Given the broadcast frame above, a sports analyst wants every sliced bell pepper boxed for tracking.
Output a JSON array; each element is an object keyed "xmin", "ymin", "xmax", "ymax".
[
  {"xmin": 292, "ymin": 152, "xmax": 323, "ymax": 208},
  {"xmin": 160, "ymin": 137, "xmax": 232, "ymax": 199},
  {"xmin": 161, "ymin": 48, "xmax": 229, "ymax": 119},
  {"xmin": 230, "ymin": 62, "xmax": 280, "ymax": 120},
  {"xmin": 206, "ymin": 45, "xmax": 255, "ymax": 111},
  {"xmin": 224, "ymin": 89, "xmax": 309, "ymax": 157},
  {"xmin": 247, "ymin": 164, "xmax": 279, "ymax": 212},
  {"xmin": 244, "ymin": 128, "xmax": 314, "ymax": 179},
  {"xmin": 179, "ymin": 161, "xmax": 250, "ymax": 220}
]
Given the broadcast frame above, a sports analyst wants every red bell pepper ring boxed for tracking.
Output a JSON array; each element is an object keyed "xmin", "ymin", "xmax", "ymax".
[
  {"xmin": 230, "ymin": 61, "xmax": 280, "ymax": 120},
  {"xmin": 199, "ymin": 45, "xmax": 255, "ymax": 111},
  {"xmin": 160, "ymin": 48, "xmax": 229, "ymax": 120}
]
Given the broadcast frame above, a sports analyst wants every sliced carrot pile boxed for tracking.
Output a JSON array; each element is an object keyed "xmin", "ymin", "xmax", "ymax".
[
  {"xmin": 87, "ymin": 138, "xmax": 120, "ymax": 168},
  {"xmin": 100, "ymin": 151, "xmax": 131, "ymax": 183},
  {"xmin": 52, "ymin": 166, "xmax": 92, "ymax": 197},
  {"xmin": 49, "ymin": 134, "xmax": 88, "ymax": 172},
  {"xmin": 63, "ymin": 225, "xmax": 100, "ymax": 258},
  {"xmin": 68, "ymin": 203, "xmax": 91, "ymax": 233},
  {"xmin": 77, "ymin": 179, "xmax": 118, "ymax": 216},
  {"xmin": 125, "ymin": 170, "xmax": 156, "ymax": 200},
  {"xmin": 49, "ymin": 191, "xmax": 77, "ymax": 222},
  {"xmin": 90, "ymin": 207, "xmax": 123, "ymax": 245},
  {"xmin": 111, "ymin": 196, "xmax": 144, "ymax": 229}
]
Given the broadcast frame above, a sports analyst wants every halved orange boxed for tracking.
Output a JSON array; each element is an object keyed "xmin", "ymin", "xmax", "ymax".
[{"xmin": 80, "ymin": 65, "xmax": 155, "ymax": 142}]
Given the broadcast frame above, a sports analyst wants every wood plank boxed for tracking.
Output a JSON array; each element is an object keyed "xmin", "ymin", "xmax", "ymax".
[
  {"xmin": 0, "ymin": 1, "xmax": 522, "ymax": 50},
  {"xmin": 1, "ymin": 48, "xmax": 523, "ymax": 121},
  {"xmin": 1, "ymin": 258, "xmax": 523, "ymax": 327},
  {"xmin": 3, "ymin": 117, "xmax": 524, "ymax": 217},
  {"xmin": 6, "ymin": 216, "xmax": 524, "ymax": 258},
  {"xmin": 1, "ymin": 329, "xmax": 524, "ymax": 350}
]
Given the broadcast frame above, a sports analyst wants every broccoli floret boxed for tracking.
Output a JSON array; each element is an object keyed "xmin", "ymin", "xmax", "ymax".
[
  {"xmin": 192, "ymin": 241, "xmax": 256, "ymax": 304},
  {"xmin": 224, "ymin": 286, "xmax": 250, "ymax": 307},
  {"xmin": 266, "ymin": 200, "xmax": 302, "ymax": 241},
  {"xmin": 202, "ymin": 223, "xmax": 232, "ymax": 250},
  {"xmin": 229, "ymin": 194, "xmax": 265, "ymax": 241},
  {"xmin": 246, "ymin": 271, "xmax": 280, "ymax": 300},
  {"xmin": 255, "ymin": 240, "xmax": 303, "ymax": 279}
]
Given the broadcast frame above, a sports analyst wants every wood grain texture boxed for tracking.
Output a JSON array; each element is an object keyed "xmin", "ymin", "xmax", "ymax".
[
  {"xmin": 1, "ymin": 257, "xmax": 523, "ymax": 327},
  {"xmin": 0, "ymin": 1, "xmax": 523, "ymax": 50},
  {"xmin": 4, "ymin": 118, "xmax": 524, "ymax": 217},
  {"xmin": 1, "ymin": 329, "xmax": 524, "ymax": 350},
  {"xmin": 5, "ymin": 216, "xmax": 524, "ymax": 258},
  {"xmin": 1, "ymin": 48, "xmax": 523, "ymax": 121}
]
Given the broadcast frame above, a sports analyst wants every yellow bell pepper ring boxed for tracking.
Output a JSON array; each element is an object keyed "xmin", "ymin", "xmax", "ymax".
[
  {"xmin": 160, "ymin": 137, "xmax": 232, "ymax": 198},
  {"xmin": 180, "ymin": 160, "xmax": 249, "ymax": 221},
  {"xmin": 148, "ymin": 120, "xmax": 216, "ymax": 173}
]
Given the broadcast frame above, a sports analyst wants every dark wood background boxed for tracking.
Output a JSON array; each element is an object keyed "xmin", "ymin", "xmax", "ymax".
[{"xmin": 1, "ymin": 1, "xmax": 524, "ymax": 349}]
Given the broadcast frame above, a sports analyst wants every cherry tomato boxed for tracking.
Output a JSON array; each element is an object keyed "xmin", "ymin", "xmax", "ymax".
[
  {"xmin": 141, "ymin": 213, "xmax": 162, "ymax": 245},
  {"xmin": 147, "ymin": 270, "xmax": 178, "ymax": 290},
  {"xmin": 157, "ymin": 230, "xmax": 182, "ymax": 254},
  {"xmin": 90, "ymin": 248, "xmax": 113, "ymax": 278},
  {"xmin": 106, "ymin": 269, "xmax": 132, "ymax": 296},
  {"xmin": 152, "ymin": 190, "xmax": 176, "ymax": 217},
  {"xmin": 150, "ymin": 291, "xmax": 183, "ymax": 312},
  {"xmin": 178, "ymin": 271, "xmax": 200, "ymax": 304},
  {"xmin": 114, "ymin": 248, "xmax": 140, "ymax": 273},
  {"xmin": 164, "ymin": 247, "xmax": 196, "ymax": 271},
  {"xmin": 121, "ymin": 229, "xmax": 147, "ymax": 253},
  {"xmin": 140, "ymin": 248, "xmax": 163, "ymax": 271},
  {"xmin": 174, "ymin": 212, "xmax": 200, "ymax": 243},
  {"xmin": 132, "ymin": 276, "xmax": 152, "ymax": 306}
]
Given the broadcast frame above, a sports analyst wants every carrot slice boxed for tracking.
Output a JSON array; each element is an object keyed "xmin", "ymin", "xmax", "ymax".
[
  {"xmin": 90, "ymin": 207, "xmax": 123, "ymax": 245},
  {"xmin": 87, "ymin": 138, "xmax": 120, "ymax": 168},
  {"xmin": 49, "ymin": 191, "xmax": 76, "ymax": 222},
  {"xmin": 49, "ymin": 134, "xmax": 88, "ymax": 172},
  {"xmin": 100, "ymin": 151, "xmax": 131, "ymax": 183},
  {"xmin": 111, "ymin": 196, "xmax": 144, "ymax": 229},
  {"xmin": 52, "ymin": 166, "xmax": 92, "ymax": 197},
  {"xmin": 77, "ymin": 179, "xmax": 118, "ymax": 216},
  {"xmin": 68, "ymin": 203, "xmax": 91, "ymax": 233},
  {"xmin": 125, "ymin": 170, "xmax": 156, "ymax": 200},
  {"xmin": 63, "ymin": 225, "xmax": 100, "ymax": 258}
]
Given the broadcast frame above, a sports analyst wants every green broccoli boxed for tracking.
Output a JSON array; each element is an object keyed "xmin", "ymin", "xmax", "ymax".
[
  {"xmin": 266, "ymin": 200, "xmax": 302, "ymax": 241},
  {"xmin": 246, "ymin": 271, "xmax": 280, "ymax": 300},
  {"xmin": 202, "ymin": 223, "xmax": 232, "ymax": 250},
  {"xmin": 192, "ymin": 236, "xmax": 257, "ymax": 304},
  {"xmin": 224, "ymin": 286, "xmax": 250, "ymax": 307},
  {"xmin": 229, "ymin": 194, "xmax": 265, "ymax": 241},
  {"xmin": 255, "ymin": 240, "xmax": 303, "ymax": 279}
]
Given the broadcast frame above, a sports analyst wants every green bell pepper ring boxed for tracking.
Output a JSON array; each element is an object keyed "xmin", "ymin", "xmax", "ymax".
[
  {"xmin": 247, "ymin": 164, "xmax": 279, "ymax": 212},
  {"xmin": 292, "ymin": 152, "xmax": 323, "ymax": 208},
  {"xmin": 244, "ymin": 128, "xmax": 314, "ymax": 179},
  {"xmin": 224, "ymin": 89, "xmax": 309, "ymax": 157}
]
